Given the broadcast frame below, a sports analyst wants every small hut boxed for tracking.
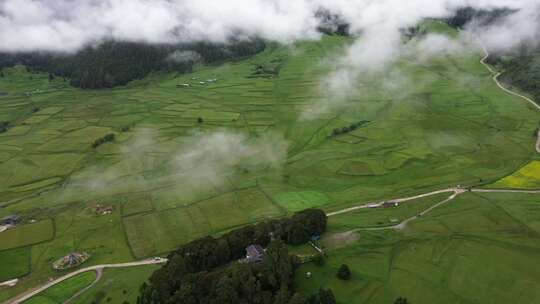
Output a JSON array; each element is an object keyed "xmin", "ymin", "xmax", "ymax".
[
  {"xmin": 245, "ymin": 245, "xmax": 265, "ymax": 263},
  {"xmin": 1, "ymin": 215, "xmax": 20, "ymax": 226},
  {"xmin": 52, "ymin": 252, "xmax": 90, "ymax": 270}
]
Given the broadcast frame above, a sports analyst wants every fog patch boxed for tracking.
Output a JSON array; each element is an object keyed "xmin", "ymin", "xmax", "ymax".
[
  {"xmin": 166, "ymin": 50, "xmax": 201, "ymax": 64},
  {"xmin": 65, "ymin": 129, "xmax": 287, "ymax": 201}
]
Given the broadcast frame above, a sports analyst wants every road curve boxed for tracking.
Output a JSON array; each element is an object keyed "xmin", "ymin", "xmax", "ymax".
[
  {"xmin": 479, "ymin": 45, "xmax": 540, "ymax": 112},
  {"xmin": 63, "ymin": 268, "xmax": 102, "ymax": 304},
  {"xmin": 479, "ymin": 44, "xmax": 540, "ymax": 154},
  {"xmin": 6, "ymin": 258, "xmax": 167, "ymax": 304},
  {"xmin": 327, "ymin": 188, "xmax": 457, "ymax": 217},
  {"xmin": 358, "ymin": 191, "xmax": 462, "ymax": 231},
  {"xmin": 344, "ymin": 187, "xmax": 539, "ymax": 231}
]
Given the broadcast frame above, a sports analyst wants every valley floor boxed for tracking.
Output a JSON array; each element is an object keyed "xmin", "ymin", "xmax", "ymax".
[{"xmin": 1, "ymin": 21, "xmax": 539, "ymax": 303}]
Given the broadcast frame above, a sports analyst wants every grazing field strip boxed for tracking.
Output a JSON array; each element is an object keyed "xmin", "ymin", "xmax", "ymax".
[{"xmin": 0, "ymin": 220, "xmax": 54, "ymax": 251}]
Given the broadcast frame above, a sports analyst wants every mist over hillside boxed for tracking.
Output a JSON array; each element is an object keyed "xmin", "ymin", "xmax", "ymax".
[{"xmin": 1, "ymin": 0, "xmax": 539, "ymax": 90}]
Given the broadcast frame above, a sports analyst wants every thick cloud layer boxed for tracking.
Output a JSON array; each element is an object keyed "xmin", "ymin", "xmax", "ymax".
[{"xmin": 0, "ymin": 0, "xmax": 538, "ymax": 53}]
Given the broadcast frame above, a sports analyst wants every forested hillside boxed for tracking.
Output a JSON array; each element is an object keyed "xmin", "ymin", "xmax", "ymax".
[{"xmin": 0, "ymin": 40, "xmax": 265, "ymax": 89}]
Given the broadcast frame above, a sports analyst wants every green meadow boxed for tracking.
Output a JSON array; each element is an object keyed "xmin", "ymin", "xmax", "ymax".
[
  {"xmin": 297, "ymin": 192, "xmax": 540, "ymax": 304},
  {"xmin": 0, "ymin": 22, "xmax": 539, "ymax": 301},
  {"xmin": 24, "ymin": 272, "xmax": 96, "ymax": 304},
  {"xmin": 72, "ymin": 265, "xmax": 160, "ymax": 304}
]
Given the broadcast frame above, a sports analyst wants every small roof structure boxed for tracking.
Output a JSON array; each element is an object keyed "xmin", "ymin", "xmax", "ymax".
[
  {"xmin": 52, "ymin": 252, "xmax": 90, "ymax": 270},
  {"xmin": 1, "ymin": 214, "xmax": 20, "ymax": 225},
  {"xmin": 245, "ymin": 244, "xmax": 265, "ymax": 263}
]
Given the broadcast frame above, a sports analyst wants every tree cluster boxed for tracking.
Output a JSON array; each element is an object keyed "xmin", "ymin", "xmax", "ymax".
[
  {"xmin": 0, "ymin": 39, "xmax": 265, "ymax": 89},
  {"xmin": 445, "ymin": 7, "xmax": 514, "ymax": 29},
  {"xmin": 314, "ymin": 9, "xmax": 350, "ymax": 36},
  {"xmin": 336, "ymin": 264, "xmax": 351, "ymax": 280},
  {"xmin": 331, "ymin": 120, "xmax": 369, "ymax": 137},
  {"xmin": 139, "ymin": 241, "xmax": 336, "ymax": 304},
  {"xmin": 0, "ymin": 121, "xmax": 9, "ymax": 133},
  {"xmin": 250, "ymin": 59, "xmax": 283, "ymax": 79},
  {"xmin": 92, "ymin": 133, "xmax": 115, "ymax": 148},
  {"xmin": 394, "ymin": 297, "xmax": 409, "ymax": 304},
  {"xmin": 138, "ymin": 209, "xmax": 327, "ymax": 304}
]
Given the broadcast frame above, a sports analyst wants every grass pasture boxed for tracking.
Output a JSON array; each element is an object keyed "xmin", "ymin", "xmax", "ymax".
[
  {"xmin": 0, "ymin": 21, "xmax": 539, "ymax": 300},
  {"xmin": 296, "ymin": 192, "xmax": 540, "ymax": 304},
  {"xmin": 123, "ymin": 187, "xmax": 284, "ymax": 257},
  {"xmin": 72, "ymin": 265, "xmax": 160, "ymax": 304},
  {"xmin": 24, "ymin": 271, "xmax": 96, "ymax": 304},
  {"xmin": 0, "ymin": 220, "xmax": 54, "ymax": 251},
  {"xmin": 0, "ymin": 247, "xmax": 31, "ymax": 281}
]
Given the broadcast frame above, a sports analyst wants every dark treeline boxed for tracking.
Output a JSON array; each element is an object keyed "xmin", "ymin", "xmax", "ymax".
[
  {"xmin": 0, "ymin": 121, "xmax": 9, "ymax": 133},
  {"xmin": 446, "ymin": 6, "xmax": 515, "ymax": 28},
  {"xmin": 330, "ymin": 120, "xmax": 370, "ymax": 137},
  {"xmin": 315, "ymin": 9, "xmax": 350, "ymax": 36},
  {"xmin": 0, "ymin": 39, "xmax": 265, "ymax": 89},
  {"xmin": 92, "ymin": 133, "xmax": 115, "ymax": 148},
  {"xmin": 138, "ymin": 209, "xmax": 329, "ymax": 304}
]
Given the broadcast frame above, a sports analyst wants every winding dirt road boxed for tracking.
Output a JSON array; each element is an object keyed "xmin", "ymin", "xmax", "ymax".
[
  {"xmin": 63, "ymin": 268, "xmax": 102, "ymax": 304},
  {"xmin": 480, "ymin": 44, "xmax": 540, "ymax": 153},
  {"xmin": 480, "ymin": 45, "xmax": 540, "ymax": 112},
  {"xmin": 335, "ymin": 187, "xmax": 539, "ymax": 232},
  {"xmin": 6, "ymin": 258, "xmax": 167, "ymax": 304},
  {"xmin": 327, "ymin": 188, "xmax": 458, "ymax": 217}
]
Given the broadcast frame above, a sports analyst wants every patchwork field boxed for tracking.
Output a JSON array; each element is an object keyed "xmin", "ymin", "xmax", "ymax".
[
  {"xmin": 0, "ymin": 22, "xmax": 539, "ymax": 301},
  {"xmin": 297, "ymin": 192, "xmax": 540, "ymax": 304}
]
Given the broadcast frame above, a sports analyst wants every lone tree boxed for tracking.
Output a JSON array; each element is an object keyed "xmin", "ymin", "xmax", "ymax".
[
  {"xmin": 197, "ymin": 117, "xmax": 204, "ymax": 123},
  {"xmin": 394, "ymin": 297, "xmax": 409, "ymax": 304},
  {"xmin": 337, "ymin": 264, "xmax": 351, "ymax": 280},
  {"xmin": 313, "ymin": 253, "xmax": 325, "ymax": 266}
]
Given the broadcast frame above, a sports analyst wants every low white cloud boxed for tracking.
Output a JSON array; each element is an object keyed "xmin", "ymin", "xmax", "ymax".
[
  {"xmin": 0, "ymin": 0, "xmax": 538, "ymax": 53},
  {"xmin": 67, "ymin": 129, "xmax": 288, "ymax": 198}
]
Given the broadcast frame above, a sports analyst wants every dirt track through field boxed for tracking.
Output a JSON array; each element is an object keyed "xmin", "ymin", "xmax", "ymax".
[{"xmin": 6, "ymin": 258, "xmax": 167, "ymax": 304}]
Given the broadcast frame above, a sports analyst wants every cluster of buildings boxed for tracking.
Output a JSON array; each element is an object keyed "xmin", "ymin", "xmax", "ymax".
[
  {"xmin": 177, "ymin": 77, "xmax": 218, "ymax": 88},
  {"xmin": 94, "ymin": 204, "xmax": 114, "ymax": 215}
]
